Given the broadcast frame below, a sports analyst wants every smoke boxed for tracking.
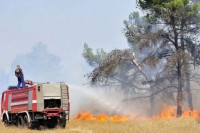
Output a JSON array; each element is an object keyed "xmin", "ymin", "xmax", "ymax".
[
  {"xmin": 69, "ymin": 84, "xmax": 150, "ymax": 117},
  {"xmin": 0, "ymin": 43, "xmax": 65, "ymax": 90},
  {"xmin": 11, "ymin": 43, "xmax": 65, "ymax": 82}
]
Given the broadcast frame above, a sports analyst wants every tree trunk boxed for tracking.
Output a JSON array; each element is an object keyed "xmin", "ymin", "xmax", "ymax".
[
  {"xmin": 185, "ymin": 71, "xmax": 193, "ymax": 111},
  {"xmin": 177, "ymin": 62, "xmax": 183, "ymax": 117}
]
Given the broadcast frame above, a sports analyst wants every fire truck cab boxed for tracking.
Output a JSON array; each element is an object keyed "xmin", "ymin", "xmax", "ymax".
[{"xmin": 1, "ymin": 81, "xmax": 70, "ymax": 129}]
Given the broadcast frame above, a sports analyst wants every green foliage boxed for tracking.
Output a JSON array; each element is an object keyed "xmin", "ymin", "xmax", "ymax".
[
  {"xmin": 165, "ymin": 0, "xmax": 189, "ymax": 9},
  {"xmin": 138, "ymin": 0, "xmax": 196, "ymax": 16},
  {"xmin": 138, "ymin": 0, "xmax": 189, "ymax": 9},
  {"xmin": 82, "ymin": 43, "xmax": 107, "ymax": 67},
  {"xmin": 187, "ymin": 2, "xmax": 200, "ymax": 18},
  {"xmin": 137, "ymin": 0, "xmax": 168, "ymax": 9}
]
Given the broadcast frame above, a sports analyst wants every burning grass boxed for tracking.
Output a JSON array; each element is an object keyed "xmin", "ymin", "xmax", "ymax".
[
  {"xmin": 72, "ymin": 106, "xmax": 200, "ymax": 122},
  {"xmin": 72, "ymin": 111, "xmax": 128, "ymax": 122},
  {"xmin": 152, "ymin": 106, "xmax": 200, "ymax": 120},
  {"xmin": 1, "ymin": 106, "xmax": 200, "ymax": 133}
]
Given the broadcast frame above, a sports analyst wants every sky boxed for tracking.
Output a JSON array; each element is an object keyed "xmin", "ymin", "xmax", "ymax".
[{"xmin": 0, "ymin": 0, "xmax": 138, "ymax": 114}]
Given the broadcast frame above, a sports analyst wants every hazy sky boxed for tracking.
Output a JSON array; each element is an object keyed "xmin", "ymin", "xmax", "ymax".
[{"xmin": 0, "ymin": 0, "xmax": 137, "ymax": 85}]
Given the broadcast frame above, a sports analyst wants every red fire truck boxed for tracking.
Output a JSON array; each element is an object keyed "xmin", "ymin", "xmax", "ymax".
[{"xmin": 1, "ymin": 81, "xmax": 70, "ymax": 129}]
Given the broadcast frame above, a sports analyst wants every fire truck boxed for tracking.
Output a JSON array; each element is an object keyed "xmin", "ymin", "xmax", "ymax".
[{"xmin": 1, "ymin": 81, "xmax": 70, "ymax": 129}]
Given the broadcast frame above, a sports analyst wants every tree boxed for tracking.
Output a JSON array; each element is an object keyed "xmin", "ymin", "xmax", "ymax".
[
  {"xmin": 83, "ymin": 13, "xmax": 179, "ymax": 116},
  {"xmin": 125, "ymin": 0, "xmax": 200, "ymax": 117},
  {"xmin": 83, "ymin": 45, "xmax": 136, "ymax": 90},
  {"xmin": 83, "ymin": 43, "xmax": 107, "ymax": 67}
]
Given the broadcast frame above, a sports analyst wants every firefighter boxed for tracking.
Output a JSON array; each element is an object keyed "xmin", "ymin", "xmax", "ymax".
[{"xmin": 15, "ymin": 65, "xmax": 25, "ymax": 89}]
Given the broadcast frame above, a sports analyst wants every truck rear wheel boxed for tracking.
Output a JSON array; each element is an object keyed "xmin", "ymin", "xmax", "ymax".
[
  {"xmin": 46, "ymin": 117, "xmax": 58, "ymax": 128},
  {"xmin": 59, "ymin": 118, "xmax": 66, "ymax": 128},
  {"xmin": 18, "ymin": 116, "xmax": 25, "ymax": 128},
  {"xmin": 24, "ymin": 115, "xmax": 30, "ymax": 128}
]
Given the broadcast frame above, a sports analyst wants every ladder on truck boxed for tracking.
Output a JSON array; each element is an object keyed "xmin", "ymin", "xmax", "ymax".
[
  {"xmin": 60, "ymin": 82, "xmax": 70, "ymax": 122},
  {"xmin": 60, "ymin": 82, "xmax": 69, "ymax": 111}
]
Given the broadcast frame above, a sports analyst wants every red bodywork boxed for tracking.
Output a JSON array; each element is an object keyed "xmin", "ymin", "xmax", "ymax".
[{"xmin": 1, "ymin": 82, "xmax": 70, "ymax": 118}]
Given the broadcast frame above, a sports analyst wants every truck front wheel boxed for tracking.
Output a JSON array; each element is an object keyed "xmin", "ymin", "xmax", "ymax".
[{"xmin": 3, "ymin": 115, "xmax": 10, "ymax": 127}]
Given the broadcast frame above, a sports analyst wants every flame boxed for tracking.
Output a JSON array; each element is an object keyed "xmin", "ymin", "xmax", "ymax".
[
  {"xmin": 73, "ymin": 106, "xmax": 200, "ymax": 122},
  {"xmin": 73, "ymin": 111, "xmax": 94, "ymax": 120},
  {"xmin": 73, "ymin": 111, "xmax": 128, "ymax": 122},
  {"xmin": 153, "ymin": 106, "xmax": 176, "ymax": 120},
  {"xmin": 110, "ymin": 115, "xmax": 128, "ymax": 122},
  {"xmin": 96, "ymin": 114, "xmax": 109, "ymax": 121},
  {"xmin": 153, "ymin": 105, "xmax": 200, "ymax": 120},
  {"xmin": 183, "ymin": 110, "xmax": 199, "ymax": 118}
]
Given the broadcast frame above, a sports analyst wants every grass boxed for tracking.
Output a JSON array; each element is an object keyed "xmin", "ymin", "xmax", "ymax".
[{"xmin": 0, "ymin": 118, "xmax": 200, "ymax": 133}]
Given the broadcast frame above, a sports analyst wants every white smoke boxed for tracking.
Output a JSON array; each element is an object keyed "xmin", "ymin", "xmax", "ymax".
[
  {"xmin": 0, "ymin": 43, "xmax": 66, "ymax": 90},
  {"xmin": 69, "ymin": 84, "xmax": 149, "ymax": 117},
  {"xmin": 10, "ymin": 43, "xmax": 65, "ymax": 83}
]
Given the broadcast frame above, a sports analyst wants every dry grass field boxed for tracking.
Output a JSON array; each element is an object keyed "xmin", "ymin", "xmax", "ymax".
[{"xmin": 0, "ymin": 118, "xmax": 200, "ymax": 133}]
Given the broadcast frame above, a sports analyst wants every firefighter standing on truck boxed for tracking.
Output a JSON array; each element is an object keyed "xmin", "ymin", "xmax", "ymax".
[{"xmin": 15, "ymin": 65, "xmax": 25, "ymax": 89}]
